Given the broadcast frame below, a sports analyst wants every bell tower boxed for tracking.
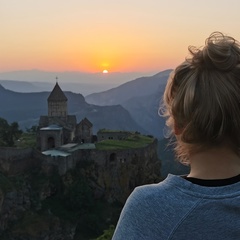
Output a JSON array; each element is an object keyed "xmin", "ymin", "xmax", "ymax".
[{"xmin": 47, "ymin": 80, "xmax": 68, "ymax": 117}]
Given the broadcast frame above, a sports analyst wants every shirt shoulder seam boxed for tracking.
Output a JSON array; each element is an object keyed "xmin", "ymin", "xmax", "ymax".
[{"xmin": 167, "ymin": 198, "xmax": 203, "ymax": 240}]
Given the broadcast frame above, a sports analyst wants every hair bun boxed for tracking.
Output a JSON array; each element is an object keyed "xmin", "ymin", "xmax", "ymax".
[{"xmin": 189, "ymin": 32, "xmax": 240, "ymax": 71}]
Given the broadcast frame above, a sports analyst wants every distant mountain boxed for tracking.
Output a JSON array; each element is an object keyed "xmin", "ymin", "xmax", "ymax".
[
  {"xmin": 0, "ymin": 85, "xmax": 146, "ymax": 134},
  {"xmin": 0, "ymin": 69, "xmax": 146, "ymax": 85},
  {"xmin": 0, "ymin": 79, "xmax": 119, "ymax": 96},
  {"xmin": 121, "ymin": 88, "xmax": 165, "ymax": 138},
  {"xmin": 0, "ymin": 70, "xmax": 172, "ymax": 137},
  {"xmin": 85, "ymin": 70, "xmax": 172, "ymax": 138},
  {"xmin": 0, "ymin": 80, "xmax": 51, "ymax": 92},
  {"xmin": 0, "ymin": 70, "xmax": 152, "ymax": 96},
  {"xmin": 85, "ymin": 70, "xmax": 172, "ymax": 106}
]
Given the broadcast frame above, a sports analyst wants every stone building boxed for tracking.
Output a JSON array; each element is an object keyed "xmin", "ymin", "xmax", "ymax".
[
  {"xmin": 75, "ymin": 117, "xmax": 93, "ymax": 143},
  {"xmin": 38, "ymin": 82, "xmax": 77, "ymax": 151},
  {"xmin": 39, "ymin": 125, "xmax": 63, "ymax": 151},
  {"xmin": 97, "ymin": 130, "xmax": 131, "ymax": 141},
  {"xmin": 38, "ymin": 82, "xmax": 94, "ymax": 151}
]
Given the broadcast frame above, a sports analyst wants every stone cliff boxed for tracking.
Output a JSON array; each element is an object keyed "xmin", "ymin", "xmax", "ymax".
[{"xmin": 0, "ymin": 140, "xmax": 161, "ymax": 239}]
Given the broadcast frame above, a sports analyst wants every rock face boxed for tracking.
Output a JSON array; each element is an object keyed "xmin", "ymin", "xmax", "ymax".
[
  {"xmin": 0, "ymin": 140, "xmax": 161, "ymax": 239},
  {"xmin": 78, "ymin": 139, "xmax": 161, "ymax": 203}
]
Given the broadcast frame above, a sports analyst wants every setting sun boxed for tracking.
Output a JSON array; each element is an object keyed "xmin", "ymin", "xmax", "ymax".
[{"xmin": 103, "ymin": 70, "xmax": 108, "ymax": 74}]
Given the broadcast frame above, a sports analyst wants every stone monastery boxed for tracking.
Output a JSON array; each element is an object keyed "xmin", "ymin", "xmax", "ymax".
[
  {"xmin": 37, "ymin": 82, "xmax": 94, "ymax": 152},
  {"xmin": 36, "ymin": 82, "xmax": 148, "ymax": 162},
  {"xmin": 0, "ymin": 82, "xmax": 160, "ymax": 203}
]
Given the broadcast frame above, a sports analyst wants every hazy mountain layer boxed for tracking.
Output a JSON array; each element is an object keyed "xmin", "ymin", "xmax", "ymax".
[
  {"xmin": 0, "ymin": 79, "xmax": 119, "ymax": 96},
  {"xmin": 0, "ymin": 85, "xmax": 145, "ymax": 134},
  {"xmin": 85, "ymin": 70, "xmax": 171, "ymax": 105},
  {"xmin": 0, "ymin": 70, "xmax": 172, "ymax": 137},
  {"xmin": 85, "ymin": 70, "xmax": 172, "ymax": 138},
  {"xmin": 0, "ymin": 70, "xmax": 151, "ymax": 96}
]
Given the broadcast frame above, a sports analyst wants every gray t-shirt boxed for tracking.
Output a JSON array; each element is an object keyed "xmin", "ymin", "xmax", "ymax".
[{"xmin": 112, "ymin": 174, "xmax": 240, "ymax": 240}]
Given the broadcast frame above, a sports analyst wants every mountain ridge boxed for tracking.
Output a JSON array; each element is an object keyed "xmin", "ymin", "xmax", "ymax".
[
  {"xmin": 85, "ymin": 69, "xmax": 172, "ymax": 106},
  {"xmin": 85, "ymin": 70, "xmax": 172, "ymax": 138},
  {"xmin": 0, "ymin": 84, "xmax": 146, "ymax": 134},
  {"xmin": 0, "ymin": 69, "xmax": 172, "ymax": 138}
]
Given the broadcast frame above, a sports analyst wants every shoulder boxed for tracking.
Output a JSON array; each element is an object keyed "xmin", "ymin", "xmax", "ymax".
[
  {"xmin": 112, "ymin": 175, "xmax": 185, "ymax": 239},
  {"xmin": 120, "ymin": 174, "xmax": 184, "ymax": 220},
  {"xmin": 131, "ymin": 174, "xmax": 183, "ymax": 201}
]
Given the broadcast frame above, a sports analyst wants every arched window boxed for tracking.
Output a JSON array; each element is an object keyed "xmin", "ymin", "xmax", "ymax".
[{"xmin": 47, "ymin": 137, "xmax": 55, "ymax": 149}]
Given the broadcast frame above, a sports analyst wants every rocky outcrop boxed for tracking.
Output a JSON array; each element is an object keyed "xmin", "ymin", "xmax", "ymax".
[
  {"xmin": 80, "ymin": 139, "xmax": 161, "ymax": 203},
  {"xmin": 0, "ymin": 170, "xmax": 77, "ymax": 240},
  {"xmin": 0, "ymin": 140, "xmax": 161, "ymax": 239}
]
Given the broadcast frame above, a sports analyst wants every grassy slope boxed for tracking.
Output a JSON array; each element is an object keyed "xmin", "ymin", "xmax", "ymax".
[{"xmin": 95, "ymin": 134, "xmax": 154, "ymax": 150}]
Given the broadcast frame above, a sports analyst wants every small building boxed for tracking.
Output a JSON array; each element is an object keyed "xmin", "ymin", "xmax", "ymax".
[
  {"xmin": 97, "ymin": 130, "xmax": 131, "ymax": 141},
  {"xmin": 39, "ymin": 125, "xmax": 63, "ymax": 151},
  {"xmin": 75, "ymin": 117, "xmax": 93, "ymax": 143}
]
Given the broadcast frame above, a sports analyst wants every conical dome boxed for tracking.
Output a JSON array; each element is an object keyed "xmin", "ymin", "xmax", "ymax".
[
  {"xmin": 48, "ymin": 82, "xmax": 67, "ymax": 102},
  {"xmin": 48, "ymin": 82, "xmax": 68, "ymax": 117}
]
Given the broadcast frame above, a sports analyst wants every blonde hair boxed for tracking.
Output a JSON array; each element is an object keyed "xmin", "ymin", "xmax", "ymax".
[{"xmin": 162, "ymin": 32, "xmax": 240, "ymax": 164}]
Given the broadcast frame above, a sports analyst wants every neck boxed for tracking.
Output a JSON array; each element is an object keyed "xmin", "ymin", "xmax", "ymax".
[{"xmin": 188, "ymin": 146, "xmax": 240, "ymax": 179}]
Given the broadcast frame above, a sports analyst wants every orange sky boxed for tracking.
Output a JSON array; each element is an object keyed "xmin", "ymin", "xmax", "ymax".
[{"xmin": 1, "ymin": 0, "xmax": 240, "ymax": 73}]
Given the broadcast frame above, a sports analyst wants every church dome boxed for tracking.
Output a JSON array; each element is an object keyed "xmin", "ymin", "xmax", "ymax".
[{"xmin": 48, "ymin": 82, "xmax": 67, "ymax": 102}]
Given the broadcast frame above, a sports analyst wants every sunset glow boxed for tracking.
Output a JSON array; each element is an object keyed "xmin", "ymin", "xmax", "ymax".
[
  {"xmin": 1, "ymin": 1, "xmax": 240, "ymax": 73},
  {"xmin": 103, "ymin": 70, "xmax": 109, "ymax": 74}
]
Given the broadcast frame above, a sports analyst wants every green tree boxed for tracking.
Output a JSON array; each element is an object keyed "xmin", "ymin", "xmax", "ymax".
[
  {"xmin": 0, "ymin": 118, "xmax": 22, "ymax": 147},
  {"xmin": 95, "ymin": 225, "xmax": 115, "ymax": 240},
  {"xmin": 26, "ymin": 125, "xmax": 38, "ymax": 133}
]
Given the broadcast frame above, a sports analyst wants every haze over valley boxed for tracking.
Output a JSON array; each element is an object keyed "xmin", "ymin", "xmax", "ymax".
[
  {"xmin": 0, "ymin": 70, "xmax": 171, "ymax": 139},
  {"xmin": 0, "ymin": 70, "xmax": 153, "ymax": 96}
]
